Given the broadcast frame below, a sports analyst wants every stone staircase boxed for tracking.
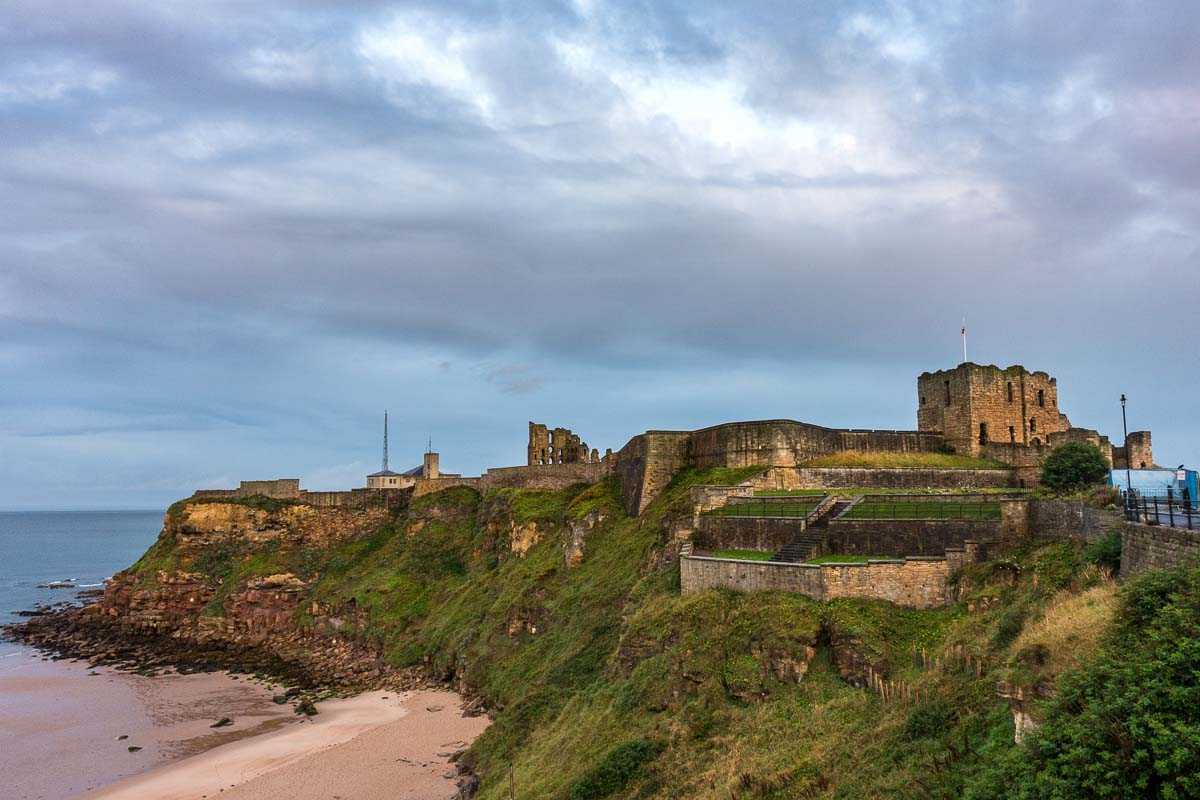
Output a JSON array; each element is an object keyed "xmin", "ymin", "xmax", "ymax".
[{"xmin": 771, "ymin": 499, "xmax": 854, "ymax": 563}]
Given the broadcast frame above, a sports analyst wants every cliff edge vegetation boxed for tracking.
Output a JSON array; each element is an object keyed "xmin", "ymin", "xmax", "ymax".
[{"xmin": 15, "ymin": 471, "xmax": 1200, "ymax": 800}]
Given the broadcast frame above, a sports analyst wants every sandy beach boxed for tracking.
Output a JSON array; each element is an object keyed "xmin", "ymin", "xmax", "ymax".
[
  {"xmin": 86, "ymin": 688, "xmax": 489, "ymax": 800},
  {"xmin": 1, "ymin": 651, "xmax": 296, "ymax": 799}
]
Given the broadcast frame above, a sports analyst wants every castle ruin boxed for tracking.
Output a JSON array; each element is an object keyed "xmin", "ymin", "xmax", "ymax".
[{"xmin": 202, "ymin": 360, "xmax": 1155, "ymax": 517}]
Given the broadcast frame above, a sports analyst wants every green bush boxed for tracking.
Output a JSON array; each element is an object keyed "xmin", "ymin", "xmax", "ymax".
[
  {"xmin": 567, "ymin": 739, "xmax": 664, "ymax": 800},
  {"xmin": 904, "ymin": 700, "xmax": 956, "ymax": 740},
  {"xmin": 1040, "ymin": 443, "xmax": 1109, "ymax": 492},
  {"xmin": 1083, "ymin": 531, "xmax": 1122, "ymax": 573},
  {"xmin": 996, "ymin": 568, "xmax": 1200, "ymax": 799}
]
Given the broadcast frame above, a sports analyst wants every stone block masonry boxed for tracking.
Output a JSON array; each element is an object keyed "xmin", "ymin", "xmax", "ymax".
[
  {"xmin": 824, "ymin": 518, "xmax": 1000, "ymax": 557},
  {"xmin": 680, "ymin": 554, "xmax": 958, "ymax": 609},
  {"xmin": 695, "ymin": 516, "xmax": 801, "ymax": 553},
  {"xmin": 1119, "ymin": 524, "xmax": 1200, "ymax": 578}
]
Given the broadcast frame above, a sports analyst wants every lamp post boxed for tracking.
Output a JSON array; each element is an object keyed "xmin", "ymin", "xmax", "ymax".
[{"xmin": 1120, "ymin": 394, "xmax": 1132, "ymax": 496}]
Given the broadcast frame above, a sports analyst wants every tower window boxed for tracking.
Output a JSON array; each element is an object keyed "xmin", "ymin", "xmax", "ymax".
[
  {"xmin": 920, "ymin": 395, "xmax": 926, "ymax": 406},
  {"xmin": 944, "ymin": 380, "xmax": 951, "ymax": 406},
  {"xmin": 979, "ymin": 423, "xmax": 988, "ymax": 445},
  {"xmin": 1029, "ymin": 417, "xmax": 1037, "ymax": 433},
  {"xmin": 1009, "ymin": 426, "xmax": 1015, "ymax": 443},
  {"xmin": 1037, "ymin": 389, "xmax": 1045, "ymax": 407},
  {"xmin": 1006, "ymin": 382, "xmax": 1013, "ymax": 402}
]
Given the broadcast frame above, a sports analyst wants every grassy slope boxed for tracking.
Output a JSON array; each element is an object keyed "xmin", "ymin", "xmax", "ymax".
[
  {"xmin": 800, "ymin": 452, "xmax": 1009, "ymax": 470},
  {"xmin": 139, "ymin": 474, "xmax": 1194, "ymax": 799}
]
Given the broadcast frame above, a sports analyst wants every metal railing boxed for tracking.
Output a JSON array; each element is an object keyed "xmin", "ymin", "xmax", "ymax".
[
  {"xmin": 841, "ymin": 499, "xmax": 1001, "ymax": 521},
  {"xmin": 1123, "ymin": 490, "xmax": 1197, "ymax": 530},
  {"xmin": 707, "ymin": 496, "xmax": 824, "ymax": 518}
]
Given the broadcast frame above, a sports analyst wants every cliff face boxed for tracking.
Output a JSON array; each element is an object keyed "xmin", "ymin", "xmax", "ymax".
[{"xmin": 9, "ymin": 475, "xmax": 1164, "ymax": 800}]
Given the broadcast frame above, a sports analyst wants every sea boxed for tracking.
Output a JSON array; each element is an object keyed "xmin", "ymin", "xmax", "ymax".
[
  {"xmin": 0, "ymin": 510, "xmax": 299, "ymax": 799},
  {"xmin": 0, "ymin": 510, "xmax": 164, "ymax": 654}
]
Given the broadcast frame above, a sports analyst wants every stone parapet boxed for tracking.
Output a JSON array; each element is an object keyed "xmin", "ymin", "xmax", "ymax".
[{"xmin": 1119, "ymin": 524, "xmax": 1200, "ymax": 578}]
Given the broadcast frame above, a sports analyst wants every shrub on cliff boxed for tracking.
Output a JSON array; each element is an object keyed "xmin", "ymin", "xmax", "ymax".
[
  {"xmin": 567, "ymin": 739, "xmax": 664, "ymax": 800},
  {"xmin": 987, "ymin": 567, "xmax": 1200, "ymax": 799},
  {"xmin": 1040, "ymin": 443, "xmax": 1109, "ymax": 493}
]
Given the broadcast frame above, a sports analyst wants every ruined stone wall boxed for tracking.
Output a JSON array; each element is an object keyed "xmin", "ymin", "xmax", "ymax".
[
  {"xmin": 208, "ymin": 479, "xmax": 303, "ymax": 500},
  {"xmin": 1120, "ymin": 524, "xmax": 1200, "ymax": 578},
  {"xmin": 527, "ymin": 422, "xmax": 598, "ymax": 465},
  {"xmin": 1123, "ymin": 431, "xmax": 1154, "ymax": 469},
  {"xmin": 680, "ymin": 554, "xmax": 956, "ymax": 609},
  {"xmin": 824, "ymin": 519, "xmax": 1001, "ymax": 556}
]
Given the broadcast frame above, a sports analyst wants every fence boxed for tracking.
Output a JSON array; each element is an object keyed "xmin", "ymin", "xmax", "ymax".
[
  {"xmin": 841, "ymin": 497, "xmax": 1001, "ymax": 521},
  {"xmin": 1123, "ymin": 489, "xmax": 1198, "ymax": 531},
  {"xmin": 705, "ymin": 495, "xmax": 824, "ymax": 518}
]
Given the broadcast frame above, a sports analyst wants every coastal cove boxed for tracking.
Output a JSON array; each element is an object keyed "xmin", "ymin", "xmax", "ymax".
[{"xmin": 1, "ymin": 511, "xmax": 489, "ymax": 799}]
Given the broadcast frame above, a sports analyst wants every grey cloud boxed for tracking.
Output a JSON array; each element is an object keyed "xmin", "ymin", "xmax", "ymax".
[{"xmin": 1, "ymin": 0, "xmax": 1197, "ymax": 508}]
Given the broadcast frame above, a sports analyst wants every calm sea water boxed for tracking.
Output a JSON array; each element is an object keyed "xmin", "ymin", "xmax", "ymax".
[{"xmin": 0, "ymin": 510, "xmax": 163, "ymax": 656}]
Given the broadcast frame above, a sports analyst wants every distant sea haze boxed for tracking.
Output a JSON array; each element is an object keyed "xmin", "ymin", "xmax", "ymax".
[{"xmin": 0, "ymin": 510, "xmax": 163, "ymax": 654}]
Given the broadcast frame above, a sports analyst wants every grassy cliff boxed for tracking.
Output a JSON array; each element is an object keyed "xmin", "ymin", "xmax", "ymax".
[{"xmin": 121, "ymin": 473, "xmax": 1199, "ymax": 799}]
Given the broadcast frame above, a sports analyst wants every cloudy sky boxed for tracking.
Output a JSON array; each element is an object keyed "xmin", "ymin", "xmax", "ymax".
[{"xmin": 2, "ymin": 1, "xmax": 1197, "ymax": 508}]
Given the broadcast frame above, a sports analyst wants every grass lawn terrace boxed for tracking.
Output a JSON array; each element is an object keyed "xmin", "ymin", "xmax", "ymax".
[
  {"xmin": 842, "ymin": 500, "xmax": 1001, "ymax": 520},
  {"xmin": 711, "ymin": 549, "xmax": 774, "ymax": 561}
]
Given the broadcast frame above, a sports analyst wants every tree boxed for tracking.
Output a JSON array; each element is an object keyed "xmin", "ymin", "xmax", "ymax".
[{"xmin": 1040, "ymin": 442, "xmax": 1109, "ymax": 492}]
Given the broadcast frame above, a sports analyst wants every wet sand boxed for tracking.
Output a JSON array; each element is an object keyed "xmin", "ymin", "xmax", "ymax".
[
  {"xmin": 1, "ymin": 649, "xmax": 295, "ymax": 800},
  {"xmin": 87, "ymin": 689, "xmax": 489, "ymax": 800}
]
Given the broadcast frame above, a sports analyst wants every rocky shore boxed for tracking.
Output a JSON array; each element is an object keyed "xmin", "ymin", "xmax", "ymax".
[{"xmin": 4, "ymin": 599, "xmax": 489, "ymax": 799}]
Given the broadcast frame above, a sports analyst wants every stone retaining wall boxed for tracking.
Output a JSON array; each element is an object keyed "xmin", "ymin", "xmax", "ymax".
[
  {"xmin": 757, "ymin": 467, "xmax": 1015, "ymax": 491},
  {"xmin": 825, "ymin": 518, "xmax": 1000, "ymax": 557},
  {"xmin": 1119, "ymin": 524, "xmax": 1200, "ymax": 578},
  {"xmin": 1028, "ymin": 500, "xmax": 1124, "ymax": 543},
  {"xmin": 680, "ymin": 554, "xmax": 954, "ymax": 608},
  {"xmin": 694, "ymin": 516, "xmax": 800, "ymax": 552}
]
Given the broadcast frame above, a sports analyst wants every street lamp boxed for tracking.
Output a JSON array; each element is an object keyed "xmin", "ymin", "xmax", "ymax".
[{"xmin": 1120, "ymin": 394, "xmax": 1132, "ymax": 496}]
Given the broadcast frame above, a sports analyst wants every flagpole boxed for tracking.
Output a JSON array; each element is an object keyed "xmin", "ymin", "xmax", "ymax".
[{"xmin": 961, "ymin": 317, "xmax": 967, "ymax": 364}]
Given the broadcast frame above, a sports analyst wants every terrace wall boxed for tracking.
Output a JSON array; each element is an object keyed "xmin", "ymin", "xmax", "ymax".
[
  {"xmin": 759, "ymin": 467, "xmax": 1015, "ymax": 491},
  {"xmin": 1027, "ymin": 500, "xmax": 1124, "ymax": 543},
  {"xmin": 824, "ymin": 519, "xmax": 1000, "ymax": 557},
  {"xmin": 680, "ymin": 554, "xmax": 956, "ymax": 609},
  {"xmin": 694, "ymin": 516, "xmax": 801, "ymax": 552}
]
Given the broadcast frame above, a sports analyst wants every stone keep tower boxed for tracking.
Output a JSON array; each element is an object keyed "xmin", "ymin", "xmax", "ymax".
[{"xmin": 917, "ymin": 363, "xmax": 1071, "ymax": 455}]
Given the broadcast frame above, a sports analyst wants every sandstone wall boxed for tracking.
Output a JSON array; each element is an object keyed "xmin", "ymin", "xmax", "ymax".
[
  {"xmin": 1027, "ymin": 500, "xmax": 1124, "ymax": 543},
  {"xmin": 918, "ymin": 364, "xmax": 1068, "ymax": 456},
  {"xmin": 686, "ymin": 420, "xmax": 942, "ymax": 471},
  {"xmin": 766, "ymin": 467, "xmax": 1014, "ymax": 490},
  {"xmin": 824, "ymin": 519, "xmax": 1000, "ymax": 557},
  {"xmin": 614, "ymin": 431, "xmax": 692, "ymax": 515},
  {"xmin": 694, "ymin": 516, "xmax": 799, "ymax": 552},
  {"xmin": 1120, "ymin": 524, "xmax": 1200, "ymax": 578},
  {"xmin": 680, "ymin": 555, "xmax": 954, "ymax": 609}
]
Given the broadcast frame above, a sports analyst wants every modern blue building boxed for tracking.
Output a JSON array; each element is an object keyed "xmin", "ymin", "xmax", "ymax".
[{"xmin": 1111, "ymin": 467, "xmax": 1198, "ymax": 506}]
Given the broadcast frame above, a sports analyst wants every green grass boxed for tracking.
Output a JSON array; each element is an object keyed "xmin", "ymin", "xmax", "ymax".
[
  {"xmin": 706, "ymin": 499, "xmax": 820, "ymax": 518},
  {"xmin": 799, "ymin": 452, "xmax": 1010, "ymax": 470},
  {"xmin": 130, "ymin": 470, "xmax": 1181, "ymax": 800},
  {"xmin": 755, "ymin": 487, "xmax": 1029, "ymax": 497},
  {"xmin": 805, "ymin": 554, "xmax": 891, "ymax": 564},
  {"xmin": 842, "ymin": 500, "xmax": 1001, "ymax": 520},
  {"xmin": 711, "ymin": 549, "xmax": 774, "ymax": 561}
]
